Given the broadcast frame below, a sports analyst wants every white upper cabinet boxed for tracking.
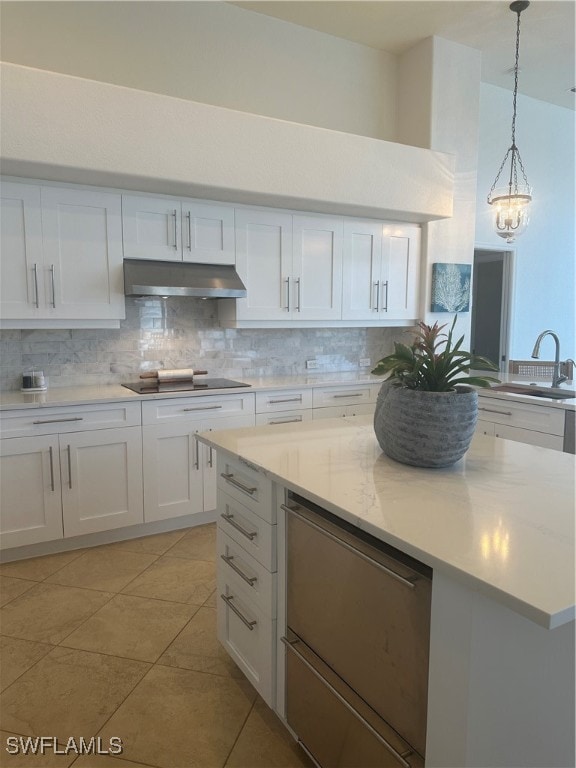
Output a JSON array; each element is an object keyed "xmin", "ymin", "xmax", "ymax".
[
  {"xmin": 229, "ymin": 209, "xmax": 342, "ymax": 323},
  {"xmin": 41, "ymin": 187, "xmax": 124, "ymax": 320},
  {"xmin": 342, "ymin": 220, "xmax": 421, "ymax": 321},
  {"xmin": 0, "ymin": 180, "xmax": 124, "ymax": 325},
  {"xmin": 384, "ymin": 223, "xmax": 421, "ymax": 320},
  {"xmin": 292, "ymin": 215, "xmax": 343, "ymax": 321},
  {"xmin": 342, "ymin": 219, "xmax": 384, "ymax": 321},
  {"xmin": 122, "ymin": 195, "xmax": 235, "ymax": 264},
  {"xmin": 234, "ymin": 208, "xmax": 293, "ymax": 321},
  {"xmin": 0, "ymin": 181, "xmax": 44, "ymax": 320}
]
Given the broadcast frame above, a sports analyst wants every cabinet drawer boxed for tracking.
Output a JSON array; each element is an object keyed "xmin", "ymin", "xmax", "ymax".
[
  {"xmin": 313, "ymin": 404, "xmax": 376, "ymax": 420},
  {"xmin": 217, "ymin": 573, "xmax": 276, "ymax": 707},
  {"xmin": 494, "ymin": 424, "xmax": 564, "ymax": 451},
  {"xmin": 218, "ymin": 455, "xmax": 274, "ymax": 523},
  {"xmin": 217, "ymin": 527, "xmax": 276, "ymax": 618},
  {"xmin": 218, "ymin": 490, "xmax": 276, "ymax": 571},
  {"xmin": 255, "ymin": 389, "xmax": 313, "ymax": 413},
  {"xmin": 312, "ymin": 384, "xmax": 376, "ymax": 409},
  {"xmin": 141, "ymin": 393, "xmax": 255, "ymax": 425},
  {"xmin": 0, "ymin": 402, "xmax": 141, "ymax": 438},
  {"xmin": 477, "ymin": 397, "xmax": 565, "ymax": 436},
  {"xmin": 255, "ymin": 410, "xmax": 313, "ymax": 426}
]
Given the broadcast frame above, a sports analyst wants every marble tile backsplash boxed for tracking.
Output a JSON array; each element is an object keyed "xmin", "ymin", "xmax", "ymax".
[{"xmin": 0, "ymin": 298, "xmax": 406, "ymax": 390}]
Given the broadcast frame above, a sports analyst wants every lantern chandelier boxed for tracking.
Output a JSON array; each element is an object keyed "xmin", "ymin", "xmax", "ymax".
[{"xmin": 487, "ymin": 0, "xmax": 532, "ymax": 243}]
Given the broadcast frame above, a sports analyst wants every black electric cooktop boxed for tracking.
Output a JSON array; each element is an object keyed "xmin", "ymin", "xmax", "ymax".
[{"xmin": 122, "ymin": 378, "xmax": 251, "ymax": 394}]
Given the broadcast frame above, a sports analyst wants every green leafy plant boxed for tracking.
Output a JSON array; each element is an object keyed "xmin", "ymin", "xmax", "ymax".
[{"xmin": 371, "ymin": 317, "xmax": 500, "ymax": 391}]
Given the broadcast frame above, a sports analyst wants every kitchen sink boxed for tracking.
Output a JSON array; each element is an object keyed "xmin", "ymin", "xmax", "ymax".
[{"xmin": 490, "ymin": 384, "xmax": 576, "ymax": 400}]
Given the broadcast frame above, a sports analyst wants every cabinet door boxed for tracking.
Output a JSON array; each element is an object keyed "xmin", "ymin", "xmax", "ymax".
[
  {"xmin": 381, "ymin": 224, "xmax": 421, "ymax": 320},
  {"xmin": 0, "ymin": 435, "xmax": 63, "ymax": 549},
  {"xmin": 182, "ymin": 201, "xmax": 235, "ymax": 265},
  {"xmin": 41, "ymin": 187, "xmax": 125, "ymax": 320},
  {"xmin": 62, "ymin": 426, "xmax": 143, "ymax": 537},
  {"xmin": 0, "ymin": 181, "xmax": 44, "ymax": 319},
  {"xmin": 342, "ymin": 219, "xmax": 383, "ymax": 320},
  {"xmin": 122, "ymin": 195, "xmax": 182, "ymax": 261},
  {"xmin": 142, "ymin": 423, "xmax": 204, "ymax": 523},
  {"xmin": 234, "ymin": 208, "xmax": 293, "ymax": 321},
  {"xmin": 293, "ymin": 215, "xmax": 343, "ymax": 320}
]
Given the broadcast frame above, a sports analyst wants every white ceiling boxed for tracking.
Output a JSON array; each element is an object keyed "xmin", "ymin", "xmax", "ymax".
[{"xmin": 234, "ymin": 1, "xmax": 576, "ymax": 110}]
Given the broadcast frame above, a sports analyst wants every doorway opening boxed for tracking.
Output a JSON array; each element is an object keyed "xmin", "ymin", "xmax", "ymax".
[{"xmin": 471, "ymin": 247, "xmax": 514, "ymax": 373}]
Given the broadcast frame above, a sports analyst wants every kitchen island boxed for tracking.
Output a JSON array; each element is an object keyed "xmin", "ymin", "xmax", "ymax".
[{"xmin": 199, "ymin": 415, "xmax": 575, "ymax": 768}]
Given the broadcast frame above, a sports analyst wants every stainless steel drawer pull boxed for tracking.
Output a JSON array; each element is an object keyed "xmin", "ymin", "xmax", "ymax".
[
  {"xmin": 33, "ymin": 263, "xmax": 40, "ymax": 308},
  {"xmin": 50, "ymin": 264, "xmax": 56, "ymax": 308},
  {"xmin": 220, "ymin": 594, "xmax": 257, "ymax": 630},
  {"xmin": 281, "ymin": 637, "xmax": 413, "ymax": 768},
  {"xmin": 33, "ymin": 417, "xmax": 84, "ymax": 425},
  {"xmin": 172, "ymin": 209, "xmax": 178, "ymax": 249},
  {"xmin": 182, "ymin": 405, "xmax": 223, "ymax": 412},
  {"xmin": 67, "ymin": 444, "xmax": 72, "ymax": 489},
  {"xmin": 285, "ymin": 276, "xmax": 291, "ymax": 312},
  {"xmin": 208, "ymin": 446, "xmax": 214, "ymax": 468},
  {"xmin": 281, "ymin": 504, "xmax": 417, "ymax": 590},
  {"xmin": 220, "ymin": 554, "xmax": 257, "ymax": 586},
  {"xmin": 295, "ymin": 277, "xmax": 301, "ymax": 312},
  {"xmin": 479, "ymin": 406, "xmax": 513, "ymax": 416},
  {"xmin": 220, "ymin": 472, "xmax": 257, "ymax": 495},
  {"xmin": 332, "ymin": 393, "xmax": 363, "ymax": 399},
  {"xmin": 373, "ymin": 280, "xmax": 380, "ymax": 311},
  {"xmin": 269, "ymin": 417, "xmax": 302, "ymax": 425},
  {"xmin": 220, "ymin": 512, "xmax": 257, "ymax": 541},
  {"xmin": 186, "ymin": 210, "xmax": 192, "ymax": 250},
  {"xmin": 381, "ymin": 280, "xmax": 389, "ymax": 312},
  {"xmin": 268, "ymin": 397, "xmax": 302, "ymax": 404},
  {"xmin": 48, "ymin": 446, "xmax": 55, "ymax": 492}
]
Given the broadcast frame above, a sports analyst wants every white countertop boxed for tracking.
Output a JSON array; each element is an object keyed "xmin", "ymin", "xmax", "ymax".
[
  {"xmin": 199, "ymin": 415, "xmax": 575, "ymax": 629},
  {"xmin": 0, "ymin": 372, "xmax": 382, "ymax": 411}
]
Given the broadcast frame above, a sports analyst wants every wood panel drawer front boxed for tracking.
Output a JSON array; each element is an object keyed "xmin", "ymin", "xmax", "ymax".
[
  {"xmin": 255, "ymin": 389, "xmax": 313, "ymax": 414},
  {"xmin": 217, "ymin": 572, "xmax": 276, "ymax": 707},
  {"xmin": 141, "ymin": 393, "xmax": 255, "ymax": 425},
  {"xmin": 255, "ymin": 410, "xmax": 313, "ymax": 426},
  {"xmin": 312, "ymin": 384, "xmax": 375, "ymax": 409},
  {"xmin": 217, "ymin": 527, "xmax": 276, "ymax": 618},
  {"xmin": 218, "ymin": 490, "xmax": 276, "ymax": 570},
  {"xmin": 478, "ymin": 398, "xmax": 565, "ymax": 435},
  {"xmin": 313, "ymin": 403, "xmax": 376, "ymax": 420},
  {"xmin": 218, "ymin": 455, "xmax": 274, "ymax": 523},
  {"xmin": 0, "ymin": 402, "xmax": 142, "ymax": 438}
]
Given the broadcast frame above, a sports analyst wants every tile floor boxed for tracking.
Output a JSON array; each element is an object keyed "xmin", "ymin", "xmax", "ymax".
[{"xmin": 0, "ymin": 524, "xmax": 311, "ymax": 768}]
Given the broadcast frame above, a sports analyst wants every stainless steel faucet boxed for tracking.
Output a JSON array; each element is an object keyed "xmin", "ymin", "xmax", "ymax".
[{"xmin": 531, "ymin": 330, "xmax": 568, "ymax": 388}]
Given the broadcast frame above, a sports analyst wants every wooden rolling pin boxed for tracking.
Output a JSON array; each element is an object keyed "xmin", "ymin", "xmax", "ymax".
[{"xmin": 140, "ymin": 368, "xmax": 208, "ymax": 382}]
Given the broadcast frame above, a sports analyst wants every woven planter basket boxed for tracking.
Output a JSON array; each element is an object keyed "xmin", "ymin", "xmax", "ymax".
[{"xmin": 373, "ymin": 382, "xmax": 478, "ymax": 468}]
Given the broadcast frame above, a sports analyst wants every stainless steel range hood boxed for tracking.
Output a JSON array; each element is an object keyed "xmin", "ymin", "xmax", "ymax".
[{"xmin": 123, "ymin": 259, "xmax": 247, "ymax": 298}]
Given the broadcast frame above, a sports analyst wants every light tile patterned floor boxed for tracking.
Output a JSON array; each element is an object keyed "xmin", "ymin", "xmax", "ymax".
[{"xmin": 0, "ymin": 524, "xmax": 311, "ymax": 768}]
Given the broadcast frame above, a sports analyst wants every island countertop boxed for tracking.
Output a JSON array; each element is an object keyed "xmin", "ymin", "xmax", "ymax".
[{"xmin": 199, "ymin": 415, "xmax": 575, "ymax": 629}]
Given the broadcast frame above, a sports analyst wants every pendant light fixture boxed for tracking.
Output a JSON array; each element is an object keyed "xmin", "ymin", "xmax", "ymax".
[{"xmin": 487, "ymin": 0, "xmax": 532, "ymax": 243}]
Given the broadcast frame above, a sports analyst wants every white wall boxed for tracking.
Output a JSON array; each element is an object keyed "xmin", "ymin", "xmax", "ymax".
[
  {"xmin": 475, "ymin": 84, "xmax": 575, "ymax": 360},
  {"xmin": 0, "ymin": 1, "xmax": 397, "ymax": 141}
]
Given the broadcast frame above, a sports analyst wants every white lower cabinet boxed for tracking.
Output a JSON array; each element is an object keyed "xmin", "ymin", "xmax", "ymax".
[
  {"xmin": 0, "ymin": 435, "xmax": 64, "ymax": 548},
  {"xmin": 142, "ymin": 394, "xmax": 255, "ymax": 523},
  {"xmin": 0, "ymin": 409, "xmax": 144, "ymax": 549},
  {"xmin": 216, "ymin": 454, "xmax": 277, "ymax": 706},
  {"xmin": 313, "ymin": 403, "xmax": 376, "ymax": 419},
  {"xmin": 62, "ymin": 426, "xmax": 143, "ymax": 537},
  {"xmin": 476, "ymin": 396, "xmax": 565, "ymax": 452}
]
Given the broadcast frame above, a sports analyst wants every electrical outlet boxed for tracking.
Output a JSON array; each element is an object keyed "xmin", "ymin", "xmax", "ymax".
[
  {"xmin": 359, "ymin": 358, "xmax": 371, "ymax": 367},
  {"xmin": 306, "ymin": 360, "xmax": 319, "ymax": 370}
]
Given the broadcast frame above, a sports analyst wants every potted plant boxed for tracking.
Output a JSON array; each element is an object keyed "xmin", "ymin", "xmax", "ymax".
[{"xmin": 372, "ymin": 318, "xmax": 499, "ymax": 467}]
